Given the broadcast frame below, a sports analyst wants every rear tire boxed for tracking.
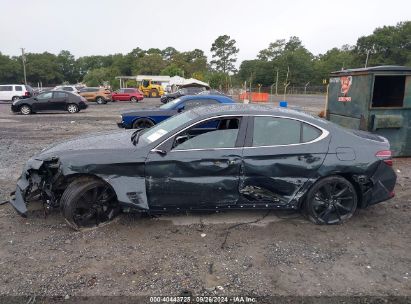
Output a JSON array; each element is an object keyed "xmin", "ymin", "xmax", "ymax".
[
  {"xmin": 132, "ymin": 118, "xmax": 155, "ymax": 129},
  {"xmin": 61, "ymin": 177, "xmax": 120, "ymax": 230},
  {"xmin": 12, "ymin": 96, "xmax": 21, "ymax": 102},
  {"xmin": 95, "ymin": 96, "xmax": 106, "ymax": 104},
  {"xmin": 130, "ymin": 97, "xmax": 138, "ymax": 102},
  {"xmin": 303, "ymin": 176, "xmax": 357, "ymax": 225},
  {"xmin": 67, "ymin": 104, "xmax": 79, "ymax": 113},
  {"xmin": 20, "ymin": 105, "xmax": 31, "ymax": 115}
]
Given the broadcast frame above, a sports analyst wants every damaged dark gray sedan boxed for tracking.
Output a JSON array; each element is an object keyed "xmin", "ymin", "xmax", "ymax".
[{"xmin": 10, "ymin": 104, "xmax": 396, "ymax": 229}]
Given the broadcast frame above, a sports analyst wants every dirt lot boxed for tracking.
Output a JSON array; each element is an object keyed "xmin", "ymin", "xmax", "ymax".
[{"xmin": 0, "ymin": 96, "xmax": 410, "ymax": 300}]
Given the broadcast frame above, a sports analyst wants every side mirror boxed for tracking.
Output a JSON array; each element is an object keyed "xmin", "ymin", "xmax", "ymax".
[
  {"xmin": 151, "ymin": 148, "xmax": 167, "ymax": 155},
  {"xmin": 34, "ymin": 97, "xmax": 38, "ymax": 101},
  {"xmin": 175, "ymin": 134, "xmax": 189, "ymax": 145},
  {"xmin": 177, "ymin": 107, "xmax": 184, "ymax": 113}
]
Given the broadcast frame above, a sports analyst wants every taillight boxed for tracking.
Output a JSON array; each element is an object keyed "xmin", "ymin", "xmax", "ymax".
[
  {"xmin": 375, "ymin": 150, "xmax": 393, "ymax": 166},
  {"xmin": 24, "ymin": 91, "xmax": 30, "ymax": 97}
]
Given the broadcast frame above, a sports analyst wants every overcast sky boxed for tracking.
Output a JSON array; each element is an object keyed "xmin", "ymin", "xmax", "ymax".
[{"xmin": 1, "ymin": 0, "xmax": 409, "ymax": 64}]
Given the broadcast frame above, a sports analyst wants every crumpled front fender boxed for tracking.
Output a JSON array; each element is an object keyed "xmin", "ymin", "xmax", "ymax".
[{"xmin": 9, "ymin": 157, "xmax": 59, "ymax": 217}]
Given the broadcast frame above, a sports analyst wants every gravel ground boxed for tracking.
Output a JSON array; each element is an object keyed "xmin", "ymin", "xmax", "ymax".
[{"xmin": 0, "ymin": 96, "xmax": 410, "ymax": 300}]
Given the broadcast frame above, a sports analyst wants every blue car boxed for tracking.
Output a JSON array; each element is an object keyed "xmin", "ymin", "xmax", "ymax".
[{"xmin": 118, "ymin": 94, "xmax": 235, "ymax": 129}]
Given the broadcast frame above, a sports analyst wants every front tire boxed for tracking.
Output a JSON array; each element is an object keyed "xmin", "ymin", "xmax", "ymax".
[
  {"xmin": 61, "ymin": 177, "xmax": 120, "ymax": 230},
  {"xmin": 132, "ymin": 118, "xmax": 155, "ymax": 129},
  {"xmin": 304, "ymin": 176, "xmax": 357, "ymax": 225},
  {"xmin": 20, "ymin": 105, "xmax": 31, "ymax": 115},
  {"xmin": 67, "ymin": 104, "xmax": 79, "ymax": 113},
  {"xmin": 96, "ymin": 96, "xmax": 106, "ymax": 104},
  {"xmin": 130, "ymin": 96, "xmax": 138, "ymax": 103}
]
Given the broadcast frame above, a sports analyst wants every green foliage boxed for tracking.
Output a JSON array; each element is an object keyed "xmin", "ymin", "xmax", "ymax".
[
  {"xmin": 83, "ymin": 67, "xmax": 120, "ymax": 89},
  {"xmin": 206, "ymin": 72, "xmax": 228, "ymax": 90},
  {"xmin": 0, "ymin": 52, "xmax": 21, "ymax": 83},
  {"xmin": 132, "ymin": 53, "xmax": 166, "ymax": 75},
  {"xmin": 313, "ymin": 45, "xmax": 355, "ymax": 83},
  {"xmin": 240, "ymin": 36, "xmax": 315, "ymax": 87},
  {"xmin": 161, "ymin": 64, "xmax": 184, "ymax": 77},
  {"xmin": 0, "ymin": 22, "xmax": 409, "ymax": 88},
  {"xmin": 352, "ymin": 21, "xmax": 411, "ymax": 67},
  {"xmin": 25, "ymin": 52, "xmax": 62, "ymax": 85},
  {"xmin": 210, "ymin": 35, "xmax": 239, "ymax": 74},
  {"xmin": 57, "ymin": 50, "xmax": 80, "ymax": 83},
  {"xmin": 162, "ymin": 47, "xmax": 178, "ymax": 61}
]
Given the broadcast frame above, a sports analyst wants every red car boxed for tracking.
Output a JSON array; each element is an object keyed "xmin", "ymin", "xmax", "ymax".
[{"xmin": 112, "ymin": 88, "xmax": 144, "ymax": 102}]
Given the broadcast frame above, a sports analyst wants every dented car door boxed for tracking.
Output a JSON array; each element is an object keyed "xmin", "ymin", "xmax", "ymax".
[
  {"xmin": 145, "ymin": 116, "xmax": 248, "ymax": 210},
  {"xmin": 240, "ymin": 115, "xmax": 331, "ymax": 207}
]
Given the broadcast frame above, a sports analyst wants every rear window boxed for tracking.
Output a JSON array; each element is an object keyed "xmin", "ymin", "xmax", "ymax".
[
  {"xmin": 302, "ymin": 123, "xmax": 322, "ymax": 143},
  {"xmin": 253, "ymin": 117, "xmax": 301, "ymax": 146},
  {"xmin": 252, "ymin": 117, "xmax": 323, "ymax": 147},
  {"xmin": 54, "ymin": 92, "xmax": 67, "ymax": 98}
]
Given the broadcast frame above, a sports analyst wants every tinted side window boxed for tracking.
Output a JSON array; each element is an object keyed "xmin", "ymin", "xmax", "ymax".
[
  {"xmin": 125, "ymin": 89, "xmax": 135, "ymax": 93},
  {"xmin": 38, "ymin": 92, "xmax": 53, "ymax": 99},
  {"xmin": 53, "ymin": 92, "xmax": 67, "ymax": 98},
  {"xmin": 62, "ymin": 87, "xmax": 74, "ymax": 91},
  {"xmin": 15, "ymin": 86, "xmax": 23, "ymax": 91},
  {"xmin": 252, "ymin": 117, "xmax": 301, "ymax": 146},
  {"xmin": 302, "ymin": 123, "xmax": 322, "ymax": 143},
  {"xmin": 173, "ymin": 117, "xmax": 241, "ymax": 150},
  {"xmin": 0, "ymin": 86, "xmax": 13, "ymax": 91}
]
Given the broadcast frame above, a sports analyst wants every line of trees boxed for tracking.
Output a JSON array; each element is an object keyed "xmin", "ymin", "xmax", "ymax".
[{"xmin": 0, "ymin": 21, "xmax": 409, "ymax": 90}]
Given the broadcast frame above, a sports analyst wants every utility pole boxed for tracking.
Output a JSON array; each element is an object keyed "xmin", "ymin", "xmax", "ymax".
[
  {"xmin": 21, "ymin": 48, "xmax": 27, "ymax": 85},
  {"xmin": 275, "ymin": 68, "xmax": 279, "ymax": 95},
  {"xmin": 365, "ymin": 50, "xmax": 371, "ymax": 68}
]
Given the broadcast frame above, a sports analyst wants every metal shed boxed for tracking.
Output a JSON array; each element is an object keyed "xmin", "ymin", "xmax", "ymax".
[{"xmin": 327, "ymin": 66, "xmax": 411, "ymax": 156}]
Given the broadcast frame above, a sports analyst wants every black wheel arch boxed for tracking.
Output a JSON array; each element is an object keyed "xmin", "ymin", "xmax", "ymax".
[
  {"xmin": 19, "ymin": 103, "xmax": 32, "ymax": 110},
  {"xmin": 298, "ymin": 173, "xmax": 365, "ymax": 210},
  {"xmin": 132, "ymin": 117, "xmax": 156, "ymax": 127}
]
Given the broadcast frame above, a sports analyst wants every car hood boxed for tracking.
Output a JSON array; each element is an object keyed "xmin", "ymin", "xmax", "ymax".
[
  {"xmin": 38, "ymin": 129, "xmax": 137, "ymax": 157},
  {"xmin": 121, "ymin": 108, "xmax": 177, "ymax": 116}
]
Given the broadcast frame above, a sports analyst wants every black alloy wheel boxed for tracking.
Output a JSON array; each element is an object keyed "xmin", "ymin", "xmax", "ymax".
[
  {"xmin": 61, "ymin": 177, "xmax": 120, "ymax": 230},
  {"xmin": 304, "ymin": 176, "xmax": 357, "ymax": 224}
]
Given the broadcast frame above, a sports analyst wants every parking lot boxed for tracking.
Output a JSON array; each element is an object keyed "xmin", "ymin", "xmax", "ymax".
[{"xmin": 0, "ymin": 97, "xmax": 410, "ymax": 298}]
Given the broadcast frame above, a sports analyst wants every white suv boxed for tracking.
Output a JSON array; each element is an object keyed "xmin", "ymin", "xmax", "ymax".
[
  {"xmin": 0, "ymin": 84, "xmax": 34, "ymax": 101},
  {"xmin": 53, "ymin": 85, "xmax": 84, "ymax": 94}
]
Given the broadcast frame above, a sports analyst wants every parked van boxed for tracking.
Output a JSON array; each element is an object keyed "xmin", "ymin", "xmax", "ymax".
[{"xmin": 0, "ymin": 84, "xmax": 34, "ymax": 101}]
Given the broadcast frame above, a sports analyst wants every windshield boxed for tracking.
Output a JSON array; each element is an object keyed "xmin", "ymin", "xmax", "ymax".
[
  {"xmin": 138, "ymin": 111, "xmax": 196, "ymax": 145},
  {"xmin": 159, "ymin": 97, "xmax": 182, "ymax": 110}
]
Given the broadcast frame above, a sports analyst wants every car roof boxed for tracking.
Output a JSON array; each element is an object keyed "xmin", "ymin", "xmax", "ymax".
[
  {"xmin": 0, "ymin": 84, "xmax": 27, "ymax": 86},
  {"xmin": 179, "ymin": 94, "xmax": 234, "ymax": 103},
  {"xmin": 45, "ymin": 90, "xmax": 75, "ymax": 95},
  {"xmin": 189, "ymin": 103, "xmax": 331, "ymax": 127}
]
